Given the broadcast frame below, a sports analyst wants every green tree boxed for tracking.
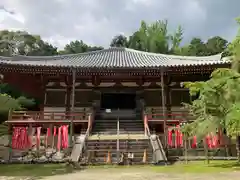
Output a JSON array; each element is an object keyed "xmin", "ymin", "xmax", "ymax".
[
  {"xmin": 128, "ymin": 20, "xmax": 183, "ymax": 54},
  {"xmin": 227, "ymin": 17, "xmax": 240, "ymax": 56},
  {"xmin": 175, "ymin": 36, "xmax": 228, "ymax": 56},
  {"xmin": 183, "ymin": 68, "xmax": 240, "ymax": 162},
  {"xmin": 0, "ymin": 94, "xmax": 35, "ymax": 136},
  {"xmin": 60, "ymin": 40, "xmax": 103, "ymax": 54},
  {"xmin": 0, "ymin": 93, "xmax": 35, "ymax": 123},
  {"xmin": 205, "ymin": 36, "xmax": 228, "ymax": 55},
  {"xmin": 110, "ymin": 34, "xmax": 129, "ymax": 47},
  {"xmin": 0, "ymin": 30, "xmax": 58, "ymax": 56},
  {"xmin": 0, "ymin": 83, "xmax": 36, "ymax": 123},
  {"xmin": 185, "ymin": 38, "xmax": 207, "ymax": 56},
  {"xmin": 182, "ymin": 17, "xmax": 240, "ymax": 162}
]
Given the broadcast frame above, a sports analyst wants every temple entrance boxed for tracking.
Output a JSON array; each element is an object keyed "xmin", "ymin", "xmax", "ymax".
[
  {"xmin": 101, "ymin": 92, "xmax": 136, "ymax": 110},
  {"xmin": 98, "ymin": 92, "xmax": 137, "ymax": 120}
]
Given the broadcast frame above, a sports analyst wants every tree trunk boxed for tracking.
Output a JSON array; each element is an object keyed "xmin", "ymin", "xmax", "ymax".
[
  {"xmin": 236, "ymin": 135, "xmax": 240, "ymax": 163},
  {"xmin": 204, "ymin": 141, "xmax": 210, "ymax": 164},
  {"xmin": 184, "ymin": 135, "xmax": 188, "ymax": 164}
]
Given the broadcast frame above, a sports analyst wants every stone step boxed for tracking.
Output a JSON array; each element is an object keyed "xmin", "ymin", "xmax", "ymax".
[
  {"xmin": 83, "ymin": 136, "xmax": 153, "ymax": 165},
  {"xmin": 88, "ymin": 134, "xmax": 147, "ymax": 140},
  {"xmin": 93, "ymin": 127, "xmax": 144, "ymax": 130},
  {"xmin": 87, "ymin": 138, "xmax": 149, "ymax": 141},
  {"xmin": 92, "ymin": 128, "xmax": 144, "ymax": 132},
  {"xmin": 87, "ymin": 141, "xmax": 150, "ymax": 145},
  {"xmin": 87, "ymin": 141, "xmax": 151, "ymax": 146},
  {"xmin": 86, "ymin": 139, "xmax": 151, "ymax": 149},
  {"xmin": 93, "ymin": 123, "xmax": 144, "ymax": 126},
  {"xmin": 92, "ymin": 131, "xmax": 117, "ymax": 135},
  {"xmin": 92, "ymin": 131, "xmax": 144, "ymax": 134},
  {"xmin": 87, "ymin": 145, "xmax": 150, "ymax": 148},
  {"xmin": 87, "ymin": 146, "xmax": 150, "ymax": 150},
  {"xmin": 93, "ymin": 125, "xmax": 144, "ymax": 129},
  {"xmin": 83, "ymin": 156, "xmax": 153, "ymax": 165},
  {"xmin": 87, "ymin": 146, "xmax": 149, "ymax": 150},
  {"xmin": 94, "ymin": 119, "xmax": 143, "ymax": 123},
  {"xmin": 92, "ymin": 127, "xmax": 144, "ymax": 130},
  {"xmin": 93, "ymin": 125, "xmax": 117, "ymax": 129},
  {"xmin": 94, "ymin": 119, "xmax": 143, "ymax": 121},
  {"xmin": 92, "ymin": 131, "xmax": 145, "ymax": 135},
  {"xmin": 87, "ymin": 151, "xmax": 152, "ymax": 158},
  {"xmin": 87, "ymin": 147, "xmax": 151, "ymax": 152},
  {"xmin": 87, "ymin": 141, "xmax": 150, "ymax": 146},
  {"xmin": 93, "ymin": 128, "xmax": 144, "ymax": 131},
  {"xmin": 93, "ymin": 126, "xmax": 143, "ymax": 128},
  {"xmin": 94, "ymin": 121, "xmax": 144, "ymax": 123}
]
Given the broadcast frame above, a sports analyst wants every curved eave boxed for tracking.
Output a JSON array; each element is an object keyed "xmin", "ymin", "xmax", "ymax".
[
  {"xmin": 0, "ymin": 60, "xmax": 230, "ymax": 69},
  {"xmin": 0, "ymin": 47, "xmax": 230, "ymax": 69}
]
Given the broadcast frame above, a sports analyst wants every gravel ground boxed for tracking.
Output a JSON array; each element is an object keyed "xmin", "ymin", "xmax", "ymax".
[
  {"xmin": 0, "ymin": 168, "xmax": 239, "ymax": 180},
  {"xmin": 42, "ymin": 168, "xmax": 240, "ymax": 180}
]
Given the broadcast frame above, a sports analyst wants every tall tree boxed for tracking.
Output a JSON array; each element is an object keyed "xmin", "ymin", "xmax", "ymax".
[
  {"xmin": 128, "ymin": 21, "xmax": 148, "ymax": 51},
  {"xmin": 110, "ymin": 34, "xmax": 129, "ymax": 47},
  {"xmin": 169, "ymin": 25, "xmax": 184, "ymax": 54},
  {"xmin": 128, "ymin": 20, "xmax": 183, "ymax": 54}
]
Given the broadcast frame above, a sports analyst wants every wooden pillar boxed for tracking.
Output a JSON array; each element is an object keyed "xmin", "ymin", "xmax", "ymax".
[
  {"xmin": 40, "ymin": 74, "xmax": 46, "ymax": 112},
  {"xmin": 28, "ymin": 123, "xmax": 33, "ymax": 148},
  {"xmin": 160, "ymin": 70, "xmax": 167, "ymax": 147},
  {"xmin": 47, "ymin": 124, "xmax": 53, "ymax": 148},
  {"xmin": 65, "ymin": 76, "xmax": 71, "ymax": 114},
  {"xmin": 70, "ymin": 69, "xmax": 76, "ymax": 146},
  {"xmin": 8, "ymin": 124, "xmax": 12, "ymax": 162},
  {"xmin": 165, "ymin": 85, "xmax": 171, "ymax": 118}
]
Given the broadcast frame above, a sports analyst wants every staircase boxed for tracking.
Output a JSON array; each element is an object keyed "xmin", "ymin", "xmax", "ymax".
[
  {"xmin": 78, "ymin": 109, "xmax": 154, "ymax": 165},
  {"xmin": 92, "ymin": 119, "xmax": 145, "ymax": 135},
  {"xmin": 92, "ymin": 109, "xmax": 144, "ymax": 135},
  {"xmin": 83, "ymin": 138, "xmax": 153, "ymax": 164}
]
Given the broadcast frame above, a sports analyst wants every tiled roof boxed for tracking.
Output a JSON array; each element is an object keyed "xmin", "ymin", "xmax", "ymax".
[{"xmin": 0, "ymin": 47, "xmax": 229, "ymax": 69}]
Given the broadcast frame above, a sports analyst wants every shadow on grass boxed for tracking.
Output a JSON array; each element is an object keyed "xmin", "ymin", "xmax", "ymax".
[{"xmin": 0, "ymin": 163, "xmax": 79, "ymax": 178}]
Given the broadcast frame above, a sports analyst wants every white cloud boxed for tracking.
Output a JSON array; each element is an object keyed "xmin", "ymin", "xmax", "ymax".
[{"xmin": 0, "ymin": 0, "xmax": 239, "ymax": 49}]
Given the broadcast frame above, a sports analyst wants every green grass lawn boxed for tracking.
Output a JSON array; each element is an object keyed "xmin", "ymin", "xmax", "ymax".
[
  {"xmin": 151, "ymin": 160, "xmax": 240, "ymax": 173},
  {"xmin": 0, "ymin": 161, "xmax": 239, "ymax": 177},
  {"xmin": 0, "ymin": 163, "xmax": 74, "ymax": 177},
  {"xmin": 88, "ymin": 160, "xmax": 240, "ymax": 173}
]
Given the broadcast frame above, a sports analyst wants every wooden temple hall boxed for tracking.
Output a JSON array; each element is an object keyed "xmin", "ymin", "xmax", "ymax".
[{"xmin": 0, "ymin": 47, "xmax": 230, "ymax": 164}]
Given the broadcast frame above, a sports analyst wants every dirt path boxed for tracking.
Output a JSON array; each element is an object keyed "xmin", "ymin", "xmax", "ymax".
[
  {"xmin": 0, "ymin": 168, "xmax": 239, "ymax": 180},
  {"xmin": 41, "ymin": 168, "xmax": 240, "ymax": 180}
]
